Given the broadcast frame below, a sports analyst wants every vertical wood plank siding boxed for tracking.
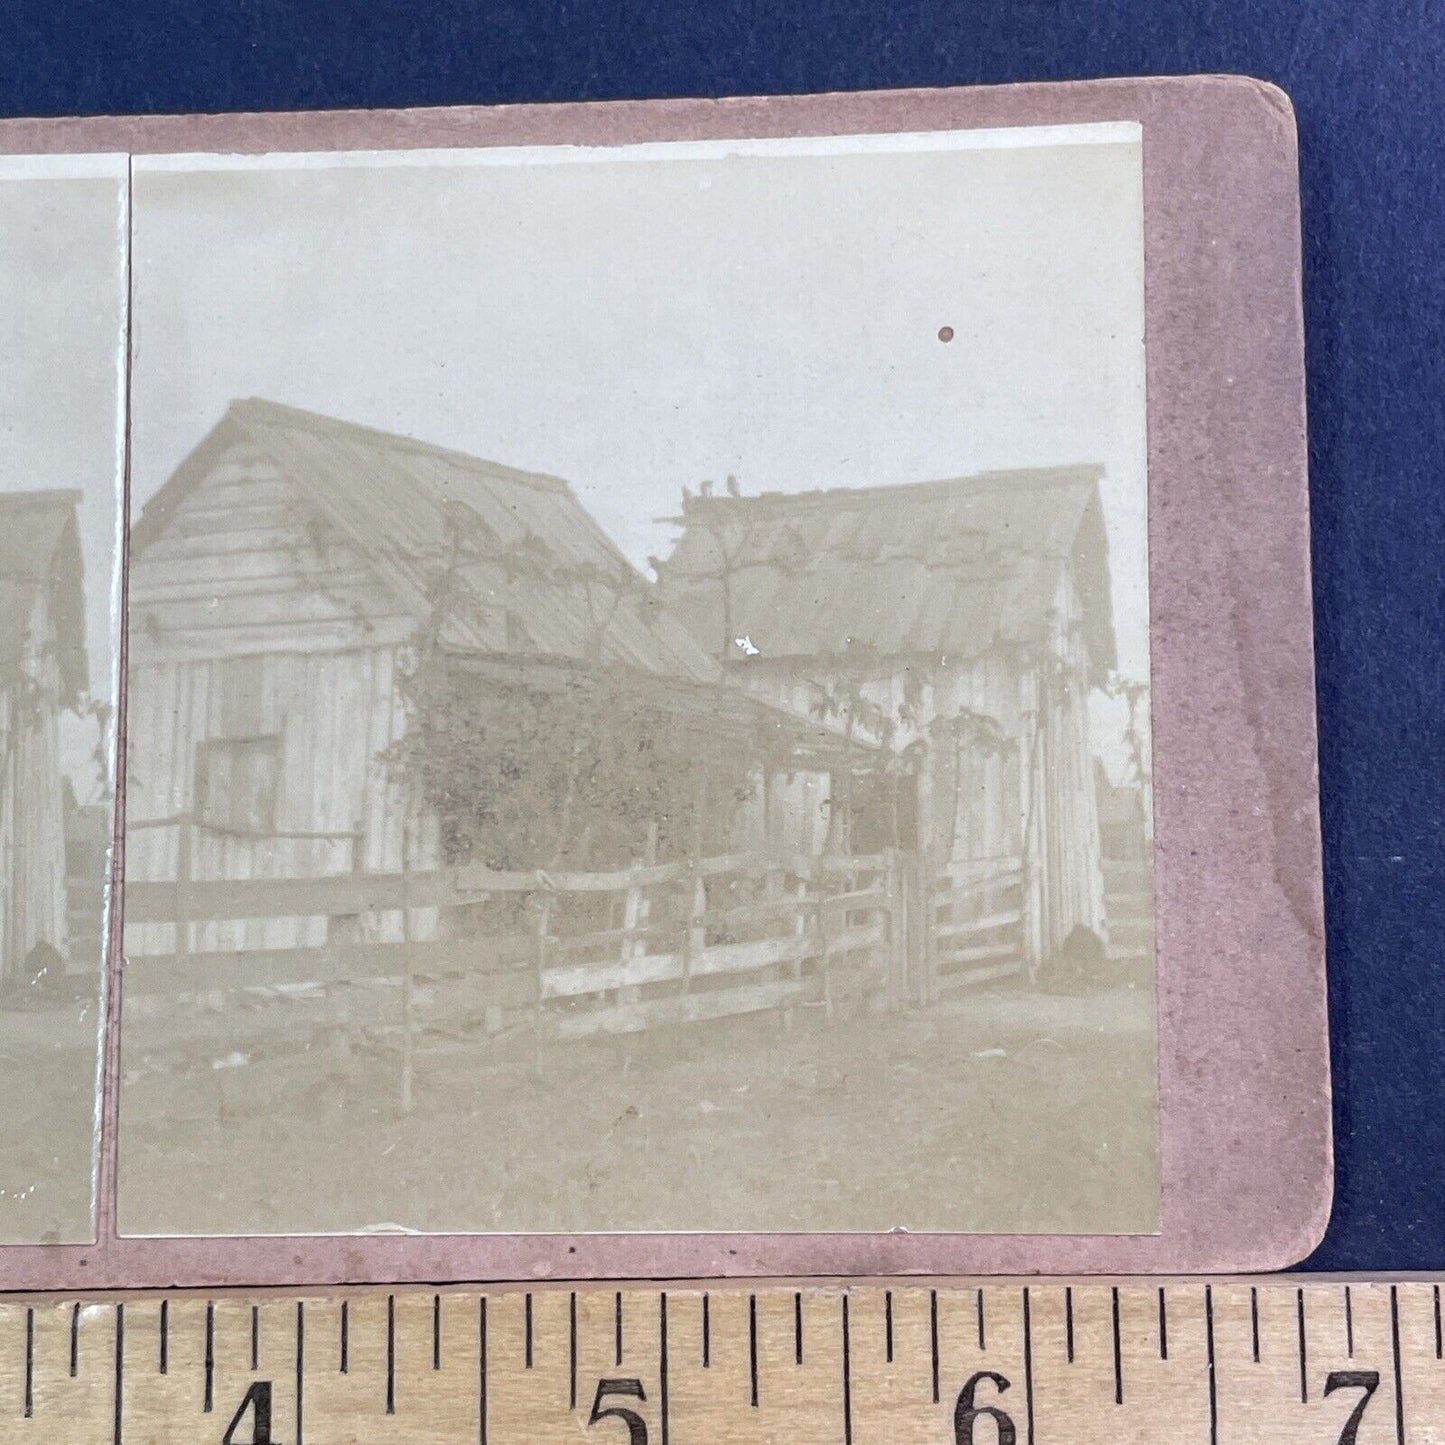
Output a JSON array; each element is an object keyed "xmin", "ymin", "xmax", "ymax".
[
  {"xmin": 0, "ymin": 593, "xmax": 70, "ymax": 980},
  {"xmin": 124, "ymin": 441, "xmax": 433, "ymax": 959}
]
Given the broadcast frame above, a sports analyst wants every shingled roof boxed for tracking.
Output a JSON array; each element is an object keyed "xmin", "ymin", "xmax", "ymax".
[
  {"xmin": 0, "ymin": 489, "xmax": 88, "ymax": 705},
  {"xmin": 133, "ymin": 399, "xmax": 720, "ymax": 686},
  {"xmin": 656, "ymin": 467, "xmax": 1116, "ymax": 682}
]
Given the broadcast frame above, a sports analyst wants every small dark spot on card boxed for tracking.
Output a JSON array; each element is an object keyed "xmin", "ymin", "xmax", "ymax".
[{"xmin": 938, "ymin": 325, "xmax": 955, "ymax": 342}]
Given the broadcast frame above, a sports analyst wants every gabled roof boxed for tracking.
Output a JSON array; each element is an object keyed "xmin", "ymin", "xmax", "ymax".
[
  {"xmin": 656, "ymin": 467, "xmax": 1116, "ymax": 681},
  {"xmin": 133, "ymin": 399, "xmax": 719, "ymax": 685},
  {"xmin": 0, "ymin": 489, "xmax": 88, "ymax": 704}
]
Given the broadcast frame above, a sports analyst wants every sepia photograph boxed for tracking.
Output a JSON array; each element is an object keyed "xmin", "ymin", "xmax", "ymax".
[
  {"xmin": 117, "ymin": 124, "xmax": 1158, "ymax": 1237},
  {"xmin": 0, "ymin": 155, "xmax": 125, "ymax": 1243}
]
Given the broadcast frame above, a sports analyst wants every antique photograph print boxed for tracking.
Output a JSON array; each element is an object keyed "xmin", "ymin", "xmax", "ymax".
[
  {"xmin": 0, "ymin": 154, "xmax": 125, "ymax": 1243},
  {"xmin": 118, "ymin": 124, "xmax": 1157, "ymax": 1236}
]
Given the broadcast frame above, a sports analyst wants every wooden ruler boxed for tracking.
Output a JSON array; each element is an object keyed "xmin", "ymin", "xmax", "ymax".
[{"xmin": 0, "ymin": 1280, "xmax": 1439, "ymax": 1442}]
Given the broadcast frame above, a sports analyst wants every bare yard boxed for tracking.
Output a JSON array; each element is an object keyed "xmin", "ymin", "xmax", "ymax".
[{"xmin": 117, "ymin": 984, "xmax": 1159, "ymax": 1237}]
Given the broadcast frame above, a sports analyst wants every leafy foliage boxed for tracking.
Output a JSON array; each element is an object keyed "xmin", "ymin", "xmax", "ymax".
[{"xmin": 389, "ymin": 654, "xmax": 760, "ymax": 871}]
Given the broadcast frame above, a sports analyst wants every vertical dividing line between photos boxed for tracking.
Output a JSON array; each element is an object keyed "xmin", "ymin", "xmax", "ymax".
[{"xmin": 94, "ymin": 152, "xmax": 134, "ymax": 1246}]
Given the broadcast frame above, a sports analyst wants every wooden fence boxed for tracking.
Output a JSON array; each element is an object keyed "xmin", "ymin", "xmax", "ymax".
[
  {"xmin": 121, "ymin": 819, "xmax": 1031, "ymax": 1107},
  {"xmin": 123, "ymin": 837, "xmax": 909, "ymax": 1045},
  {"xmin": 925, "ymin": 854, "xmax": 1027, "ymax": 999}
]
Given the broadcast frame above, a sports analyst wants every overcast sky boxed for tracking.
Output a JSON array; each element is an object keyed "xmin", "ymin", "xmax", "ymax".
[
  {"xmin": 0, "ymin": 159, "xmax": 126, "ymax": 797},
  {"xmin": 2, "ymin": 130, "xmax": 1147, "ymax": 790},
  {"xmin": 130, "ymin": 126, "xmax": 1149, "ymax": 682}
]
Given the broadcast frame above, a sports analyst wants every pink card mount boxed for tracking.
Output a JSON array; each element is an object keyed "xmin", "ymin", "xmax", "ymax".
[{"xmin": 0, "ymin": 75, "xmax": 1327, "ymax": 1288}]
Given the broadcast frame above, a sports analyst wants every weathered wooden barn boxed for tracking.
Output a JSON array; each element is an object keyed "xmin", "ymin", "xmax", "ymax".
[
  {"xmin": 656, "ymin": 467, "xmax": 1118, "ymax": 980},
  {"xmin": 0, "ymin": 490, "xmax": 88, "ymax": 989},
  {"xmin": 123, "ymin": 400, "xmax": 852, "ymax": 963}
]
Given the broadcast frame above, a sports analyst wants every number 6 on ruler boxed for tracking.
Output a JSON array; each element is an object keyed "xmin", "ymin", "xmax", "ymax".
[{"xmin": 954, "ymin": 1370, "xmax": 1015, "ymax": 1445}]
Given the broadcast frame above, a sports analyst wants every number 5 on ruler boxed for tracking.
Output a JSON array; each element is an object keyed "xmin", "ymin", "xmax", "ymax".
[{"xmin": 588, "ymin": 1377, "xmax": 649, "ymax": 1445}]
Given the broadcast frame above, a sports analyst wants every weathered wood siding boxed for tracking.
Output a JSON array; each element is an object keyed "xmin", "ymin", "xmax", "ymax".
[
  {"xmin": 728, "ymin": 649, "xmax": 1026, "ymax": 868},
  {"xmin": 125, "ymin": 440, "xmax": 436, "ymax": 957},
  {"xmin": 732, "ymin": 766, "xmax": 834, "ymax": 858},
  {"xmin": 0, "ymin": 591, "xmax": 69, "ymax": 981},
  {"xmin": 1020, "ymin": 569, "xmax": 1107, "ymax": 964},
  {"xmin": 722, "ymin": 562, "xmax": 1106, "ymax": 970},
  {"xmin": 126, "ymin": 441, "xmax": 416, "ymax": 660}
]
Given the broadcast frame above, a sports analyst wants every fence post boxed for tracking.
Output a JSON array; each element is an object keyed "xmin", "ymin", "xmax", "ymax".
[
  {"xmin": 883, "ymin": 846, "xmax": 906, "ymax": 1011},
  {"xmin": 817, "ymin": 859, "xmax": 834, "ymax": 1020},
  {"xmin": 764, "ymin": 860, "xmax": 785, "ymax": 914},
  {"xmin": 762, "ymin": 859, "xmax": 786, "ymax": 1028},
  {"xmin": 922, "ymin": 849, "xmax": 941, "ymax": 1007},
  {"xmin": 533, "ymin": 883, "xmax": 551, "ymax": 1069},
  {"xmin": 685, "ymin": 869, "xmax": 706, "ymax": 988},
  {"xmin": 786, "ymin": 867, "xmax": 810, "ymax": 1031},
  {"xmin": 619, "ymin": 863, "xmax": 645, "ymax": 1006},
  {"xmin": 330, "ymin": 822, "xmax": 367, "ymax": 1071},
  {"xmin": 399, "ymin": 846, "xmax": 414, "ymax": 1115},
  {"xmin": 173, "ymin": 815, "xmax": 192, "ymax": 962}
]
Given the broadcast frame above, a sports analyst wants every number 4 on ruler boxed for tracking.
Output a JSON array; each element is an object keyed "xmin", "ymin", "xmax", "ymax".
[{"xmin": 221, "ymin": 1380, "xmax": 273, "ymax": 1445}]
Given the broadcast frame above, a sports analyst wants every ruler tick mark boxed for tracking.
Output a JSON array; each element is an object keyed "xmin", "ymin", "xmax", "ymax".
[
  {"xmin": 977, "ymin": 1287, "xmax": 986, "ymax": 1351},
  {"xmin": 702, "ymin": 1292, "xmax": 710, "ymax": 1368},
  {"xmin": 251, "ymin": 1303, "xmax": 260, "ymax": 1372},
  {"xmin": 524, "ymin": 1293, "xmax": 533, "ymax": 1369},
  {"xmin": 1436, "ymin": 1284, "xmax": 1443, "ymax": 1360},
  {"xmin": 616, "ymin": 1291, "xmax": 624, "ymax": 1368},
  {"xmin": 386, "ymin": 1294, "xmax": 396, "ymax": 1415},
  {"xmin": 340, "ymin": 1300, "xmax": 349, "ymax": 1373},
  {"xmin": 841, "ymin": 1295, "xmax": 853, "ymax": 1445},
  {"xmin": 204, "ymin": 1302, "xmax": 215, "ymax": 1412},
  {"xmin": 1250, "ymin": 1286, "xmax": 1260, "ymax": 1363},
  {"xmin": 930, "ymin": 1289, "xmax": 939, "ymax": 1403},
  {"xmin": 795, "ymin": 1291, "xmax": 804, "ymax": 1365},
  {"xmin": 1300, "ymin": 1288, "xmax": 1312, "ymax": 1398},
  {"xmin": 1205, "ymin": 1286, "xmax": 1218, "ymax": 1445},
  {"xmin": 70, "ymin": 1301, "xmax": 79, "ymax": 1378},
  {"xmin": 295, "ymin": 1301, "xmax": 305, "ymax": 1445},
  {"xmin": 1345, "ymin": 1285, "xmax": 1354, "ymax": 1357},
  {"xmin": 1022, "ymin": 1287, "xmax": 1035, "ymax": 1445},
  {"xmin": 749, "ymin": 1295, "xmax": 759, "ymax": 1406},
  {"xmin": 479, "ymin": 1297, "xmax": 488, "ymax": 1445},
  {"xmin": 1391, "ymin": 1286, "xmax": 1405, "ymax": 1445},
  {"xmin": 113, "ymin": 1303, "xmax": 124, "ymax": 1445},
  {"xmin": 434, "ymin": 1293, "xmax": 442, "ymax": 1370},
  {"xmin": 1111, "ymin": 1287, "xmax": 1123, "ymax": 1405},
  {"xmin": 1297, "ymin": 1288, "xmax": 1308, "ymax": 1403},
  {"xmin": 659, "ymin": 1292, "xmax": 670, "ymax": 1445},
  {"xmin": 158, "ymin": 1299, "xmax": 168, "ymax": 1375},
  {"xmin": 1158, "ymin": 1288, "xmax": 1168, "ymax": 1360},
  {"xmin": 884, "ymin": 1291, "xmax": 893, "ymax": 1363},
  {"xmin": 569, "ymin": 1292, "xmax": 577, "ymax": 1411},
  {"xmin": 1065, "ymin": 1287, "xmax": 1074, "ymax": 1364},
  {"xmin": 24, "ymin": 1307, "xmax": 34, "ymax": 1418}
]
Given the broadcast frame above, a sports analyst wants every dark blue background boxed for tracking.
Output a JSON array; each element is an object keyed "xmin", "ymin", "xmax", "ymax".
[{"xmin": 3, "ymin": 0, "xmax": 1441, "ymax": 1271}]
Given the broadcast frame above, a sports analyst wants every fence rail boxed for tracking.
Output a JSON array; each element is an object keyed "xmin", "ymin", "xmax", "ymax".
[
  {"xmin": 122, "ymin": 814, "xmax": 1035, "ymax": 1112},
  {"xmin": 123, "ymin": 837, "xmax": 910, "ymax": 1053},
  {"xmin": 926, "ymin": 854, "xmax": 1027, "ymax": 997}
]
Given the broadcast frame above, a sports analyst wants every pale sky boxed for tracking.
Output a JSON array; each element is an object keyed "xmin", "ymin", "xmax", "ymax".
[
  {"xmin": 2, "ymin": 131, "xmax": 1149, "ymax": 787},
  {"xmin": 129, "ymin": 126, "xmax": 1150, "ymax": 683},
  {"xmin": 0, "ymin": 159, "xmax": 126, "ymax": 797}
]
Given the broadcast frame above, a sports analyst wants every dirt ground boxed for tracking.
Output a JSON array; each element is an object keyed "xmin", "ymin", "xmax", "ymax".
[
  {"xmin": 117, "ymin": 982, "xmax": 1160, "ymax": 1237},
  {"xmin": 0, "ymin": 1000, "xmax": 103, "ymax": 1243}
]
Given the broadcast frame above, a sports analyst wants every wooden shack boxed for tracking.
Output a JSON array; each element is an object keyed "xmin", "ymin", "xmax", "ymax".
[
  {"xmin": 123, "ymin": 400, "xmax": 852, "ymax": 963},
  {"xmin": 656, "ymin": 468, "xmax": 1119, "ymax": 982},
  {"xmin": 0, "ymin": 491, "xmax": 88, "ymax": 989}
]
